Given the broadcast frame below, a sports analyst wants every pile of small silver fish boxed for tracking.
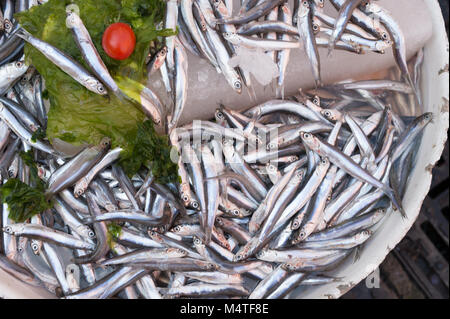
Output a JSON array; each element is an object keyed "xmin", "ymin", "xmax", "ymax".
[
  {"xmin": 159, "ymin": 0, "xmax": 421, "ymax": 133},
  {"xmin": 0, "ymin": 0, "xmax": 433, "ymax": 299}
]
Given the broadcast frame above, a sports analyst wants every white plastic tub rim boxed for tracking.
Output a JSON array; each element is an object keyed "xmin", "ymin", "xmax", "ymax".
[
  {"xmin": 0, "ymin": 0, "xmax": 449, "ymax": 299},
  {"xmin": 290, "ymin": 0, "xmax": 449, "ymax": 299}
]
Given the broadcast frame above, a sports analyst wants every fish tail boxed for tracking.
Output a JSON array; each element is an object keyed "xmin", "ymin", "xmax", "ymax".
[
  {"xmin": 327, "ymin": 43, "xmax": 335, "ymax": 58},
  {"xmin": 112, "ymin": 89, "xmax": 130, "ymax": 104},
  {"xmin": 204, "ymin": 226, "xmax": 212, "ymax": 245},
  {"xmin": 15, "ymin": 28, "xmax": 32, "ymax": 41},
  {"xmin": 384, "ymin": 185, "xmax": 407, "ymax": 219},
  {"xmin": 275, "ymin": 84, "xmax": 285, "ymax": 100},
  {"xmin": 404, "ymin": 72, "xmax": 422, "ymax": 110}
]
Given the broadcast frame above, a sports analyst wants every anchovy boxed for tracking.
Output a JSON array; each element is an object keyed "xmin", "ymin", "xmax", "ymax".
[
  {"xmin": 168, "ymin": 39, "xmax": 188, "ymax": 133},
  {"xmin": 66, "ymin": 11, "xmax": 121, "ymax": 96},
  {"xmin": 300, "ymin": 132, "xmax": 404, "ymax": 214},
  {"xmin": 328, "ymin": 0, "xmax": 367, "ymax": 54},
  {"xmin": 46, "ymin": 138, "xmax": 111, "ymax": 196},
  {"xmin": 297, "ymin": 0, "xmax": 321, "ymax": 86},
  {"xmin": 2, "ymin": 223, "xmax": 95, "ymax": 250},
  {"xmin": 16, "ymin": 28, "xmax": 107, "ymax": 95},
  {"xmin": 73, "ymin": 147, "xmax": 122, "ymax": 197}
]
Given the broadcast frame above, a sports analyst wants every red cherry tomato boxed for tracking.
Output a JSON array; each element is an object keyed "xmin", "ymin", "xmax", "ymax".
[{"xmin": 102, "ymin": 23, "xmax": 136, "ymax": 60}]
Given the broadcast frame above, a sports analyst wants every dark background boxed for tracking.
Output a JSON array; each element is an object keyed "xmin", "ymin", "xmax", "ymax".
[{"xmin": 343, "ymin": 0, "xmax": 449, "ymax": 299}]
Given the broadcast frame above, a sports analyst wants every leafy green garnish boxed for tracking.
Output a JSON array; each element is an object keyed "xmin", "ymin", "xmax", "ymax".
[
  {"xmin": 19, "ymin": 150, "xmax": 45, "ymax": 189},
  {"xmin": 120, "ymin": 120, "xmax": 179, "ymax": 184},
  {"xmin": 15, "ymin": 0, "xmax": 178, "ymax": 182},
  {"xmin": 31, "ymin": 128, "xmax": 46, "ymax": 143},
  {"xmin": 0, "ymin": 179, "xmax": 52, "ymax": 223},
  {"xmin": 1, "ymin": 151, "xmax": 50, "ymax": 222},
  {"xmin": 107, "ymin": 222, "xmax": 122, "ymax": 249}
]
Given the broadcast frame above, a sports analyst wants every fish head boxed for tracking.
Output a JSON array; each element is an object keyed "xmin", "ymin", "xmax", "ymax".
[
  {"xmin": 2, "ymin": 224, "xmax": 22, "ymax": 235},
  {"xmin": 298, "ymin": 0, "xmax": 310, "ymax": 17},
  {"xmin": 14, "ymin": 60, "xmax": 29, "ymax": 74},
  {"xmin": 171, "ymin": 224, "xmax": 184, "ymax": 234},
  {"xmin": 300, "ymin": 131, "xmax": 319, "ymax": 150},
  {"xmin": 215, "ymin": 109, "xmax": 226, "ymax": 122},
  {"xmin": 3, "ymin": 19, "xmax": 13, "ymax": 33},
  {"xmin": 190, "ymin": 199, "xmax": 200, "ymax": 210},
  {"xmin": 65, "ymin": 12, "xmax": 79, "ymax": 29},
  {"xmin": 375, "ymin": 39, "xmax": 392, "ymax": 52},
  {"xmin": 147, "ymin": 230, "xmax": 163, "ymax": 242},
  {"xmin": 99, "ymin": 137, "xmax": 112, "ymax": 150},
  {"xmin": 321, "ymin": 109, "xmax": 341, "ymax": 122},
  {"xmin": 222, "ymin": 32, "xmax": 239, "ymax": 44},
  {"xmin": 80, "ymin": 226, "xmax": 96, "ymax": 240},
  {"xmin": 233, "ymin": 79, "xmax": 242, "ymax": 94},
  {"xmin": 312, "ymin": 21, "xmax": 320, "ymax": 34},
  {"xmin": 192, "ymin": 236, "xmax": 205, "ymax": 248},
  {"xmin": 31, "ymin": 240, "xmax": 42, "ymax": 255},
  {"xmin": 421, "ymin": 112, "xmax": 434, "ymax": 125}
]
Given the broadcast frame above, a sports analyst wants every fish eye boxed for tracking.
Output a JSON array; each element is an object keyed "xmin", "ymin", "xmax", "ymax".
[
  {"xmin": 299, "ymin": 231, "xmax": 306, "ymax": 238},
  {"xmin": 182, "ymin": 194, "xmax": 189, "ymax": 202},
  {"xmin": 321, "ymin": 158, "xmax": 328, "ymax": 165},
  {"xmin": 232, "ymin": 209, "xmax": 240, "ymax": 216},
  {"xmin": 88, "ymin": 230, "xmax": 95, "ymax": 238},
  {"xmin": 15, "ymin": 61, "xmax": 23, "ymax": 68},
  {"xmin": 4, "ymin": 20, "xmax": 12, "ymax": 31},
  {"xmin": 4, "ymin": 226, "xmax": 12, "ymax": 234},
  {"xmin": 303, "ymin": 1, "xmax": 308, "ymax": 6},
  {"xmin": 192, "ymin": 201, "xmax": 199, "ymax": 209},
  {"xmin": 381, "ymin": 32, "xmax": 389, "ymax": 40},
  {"xmin": 101, "ymin": 139, "xmax": 111, "ymax": 148},
  {"xmin": 215, "ymin": 110, "xmax": 224, "ymax": 120},
  {"xmin": 193, "ymin": 237, "xmax": 202, "ymax": 245},
  {"xmin": 234, "ymin": 81, "xmax": 242, "ymax": 90},
  {"xmin": 31, "ymin": 243, "xmax": 39, "ymax": 251},
  {"xmin": 312, "ymin": 24, "xmax": 319, "ymax": 31},
  {"xmin": 174, "ymin": 225, "xmax": 181, "ymax": 232},
  {"xmin": 302, "ymin": 132, "xmax": 311, "ymax": 139},
  {"xmin": 425, "ymin": 113, "xmax": 432, "ymax": 121},
  {"xmin": 97, "ymin": 85, "xmax": 106, "ymax": 94}
]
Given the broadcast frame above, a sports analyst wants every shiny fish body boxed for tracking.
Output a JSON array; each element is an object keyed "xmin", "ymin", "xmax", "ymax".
[
  {"xmin": 66, "ymin": 11, "xmax": 120, "ymax": 95},
  {"xmin": 16, "ymin": 28, "xmax": 106, "ymax": 95}
]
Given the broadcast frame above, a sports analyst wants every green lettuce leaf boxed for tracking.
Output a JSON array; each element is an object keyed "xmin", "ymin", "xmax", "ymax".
[
  {"xmin": 15, "ymin": 0, "xmax": 178, "ymax": 182},
  {"xmin": 0, "ymin": 151, "xmax": 50, "ymax": 222}
]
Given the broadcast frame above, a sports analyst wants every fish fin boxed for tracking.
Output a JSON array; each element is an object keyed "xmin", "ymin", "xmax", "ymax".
[
  {"xmin": 353, "ymin": 247, "xmax": 361, "ymax": 263},
  {"xmin": 327, "ymin": 44, "xmax": 335, "ymax": 58},
  {"xmin": 246, "ymin": 84, "xmax": 257, "ymax": 102}
]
